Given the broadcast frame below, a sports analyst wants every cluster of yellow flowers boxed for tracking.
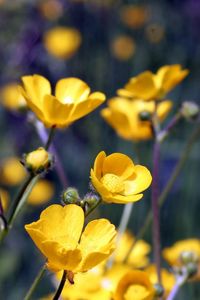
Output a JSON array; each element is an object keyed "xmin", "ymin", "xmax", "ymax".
[{"xmin": 1, "ymin": 64, "xmax": 199, "ymax": 300}]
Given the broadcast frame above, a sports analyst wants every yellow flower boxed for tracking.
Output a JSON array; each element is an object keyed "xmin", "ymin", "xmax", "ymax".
[
  {"xmin": 20, "ymin": 75, "xmax": 105, "ymax": 128},
  {"xmin": 120, "ymin": 5, "xmax": 148, "ymax": 29},
  {"xmin": 25, "ymin": 147, "xmax": 51, "ymax": 174},
  {"xmin": 114, "ymin": 231, "xmax": 151, "ymax": 268},
  {"xmin": 162, "ymin": 239, "xmax": 200, "ymax": 267},
  {"xmin": 25, "ymin": 204, "xmax": 116, "ymax": 273},
  {"xmin": 90, "ymin": 151, "xmax": 151, "ymax": 204},
  {"xmin": 101, "ymin": 98, "xmax": 172, "ymax": 141},
  {"xmin": 0, "ymin": 157, "xmax": 26, "ymax": 186},
  {"xmin": 0, "ymin": 83, "xmax": 27, "ymax": 111},
  {"xmin": 111, "ymin": 35, "xmax": 136, "ymax": 61},
  {"xmin": 43, "ymin": 26, "xmax": 81, "ymax": 59},
  {"xmin": 0, "ymin": 188, "xmax": 9, "ymax": 211},
  {"xmin": 118, "ymin": 65, "xmax": 189, "ymax": 101},
  {"xmin": 28, "ymin": 180, "xmax": 54, "ymax": 205},
  {"xmin": 145, "ymin": 265, "xmax": 175, "ymax": 297},
  {"xmin": 113, "ymin": 270, "xmax": 155, "ymax": 300}
]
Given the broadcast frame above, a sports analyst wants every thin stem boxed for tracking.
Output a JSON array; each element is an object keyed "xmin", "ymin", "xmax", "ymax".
[
  {"xmin": 107, "ymin": 203, "xmax": 134, "ymax": 268},
  {"xmin": 157, "ymin": 113, "xmax": 182, "ymax": 142},
  {"xmin": 53, "ymin": 270, "xmax": 67, "ymax": 300},
  {"xmin": 166, "ymin": 273, "xmax": 188, "ymax": 300},
  {"xmin": 33, "ymin": 119, "xmax": 68, "ymax": 187},
  {"xmin": 123, "ymin": 123, "xmax": 200, "ymax": 263},
  {"xmin": 45, "ymin": 125, "xmax": 56, "ymax": 150},
  {"xmin": 85, "ymin": 198, "xmax": 102, "ymax": 217},
  {"xmin": 151, "ymin": 141, "xmax": 161, "ymax": 283},
  {"xmin": 24, "ymin": 264, "xmax": 46, "ymax": 300}
]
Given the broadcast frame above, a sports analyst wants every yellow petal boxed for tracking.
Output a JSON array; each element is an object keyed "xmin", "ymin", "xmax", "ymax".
[
  {"xmin": 43, "ymin": 94, "xmax": 72, "ymax": 127},
  {"xmin": 157, "ymin": 100, "xmax": 173, "ymax": 121},
  {"xmin": 124, "ymin": 165, "xmax": 152, "ymax": 195},
  {"xmin": 126, "ymin": 71, "xmax": 157, "ymax": 100},
  {"xmin": 93, "ymin": 151, "xmax": 106, "ymax": 180},
  {"xmin": 102, "ymin": 153, "xmax": 135, "ymax": 180},
  {"xmin": 78, "ymin": 219, "xmax": 116, "ymax": 271},
  {"xmin": 22, "ymin": 74, "xmax": 51, "ymax": 107},
  {"xmin": 55, "ymin": 77, "xmax": 90, "ymax": 103},
  {"xmin": 109, "ymin": 193, "xmax": 143, "ymax": 204},
  {"xmin": 90, "ymin": 169, "xmax": 112, "ymax": 201}
]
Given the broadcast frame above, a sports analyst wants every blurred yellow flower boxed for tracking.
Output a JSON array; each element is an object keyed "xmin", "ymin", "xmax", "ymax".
[
  {"xmin": 114, "ymin": 231, "xmax": 151, "ymax": 268},
  {"xmin": 145, "ymin": 265, "xmax": 175, "ymax": 297},
  {"xmin": 111, "ymin": 35, "xmax": 136, "ymax": 61},
  {"xmin": 0, "ymin": 157, "xmax": 26, "ymax": 186},
  {"xmin": 25, "ymin": 204, "xmax": 116, "ymax": 272},
  {"xmin": 101, "ymin": 98, "xmax": 172, "ymax": 141},
  {"xmin": 145, "ymin": 24, "xmax": 165, "ymax": 44},
  {"xmin": 25, "ymin": 147, "xmax": 51, "ymax": 174},
  {"xmin": 28, "ymin": 180, "xmax": 54, "ymax": 205},
  {"xmin": 113, "ymin": 270, "xmax": 155, "ymax": 300},
  {"xmin": 120, "ymin": 5, "xmax": 149, "ymax": 29},
  {"xmin": 90, "ymin": 151, "xmax": 152, "ymax": 204},
  {"xmin": 162, "ymin": 239, "xmax": 200, "ymax": 267},
  {"xmin": 0, "ymin": 83, "xmax": 27, "ymax": 111},
  {"xmin": 44, "ymin": 26, "xmax": 81, "ymax": 59},
  {"xmin": 118, "ymin": 65, "xmax": 189, "ymax": 101},
  {"xmin": 38, "ymin": 0, "xmax": 63, "ymax": 21},
  {"xmin": 20, "ymin": 75, "xmax": 105, "ymax": 128},
  {"xmin": 0, "ymin": 188, "xmax": 9, "ymax": 211}
]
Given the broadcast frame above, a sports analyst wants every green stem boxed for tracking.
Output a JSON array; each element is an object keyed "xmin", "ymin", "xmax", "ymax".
[
  {"xmin": 85, "ymin": 199, "xmax": 102, "ymax": 217},
  {"xmin": 45, "ymin": 125, "xmax": 56, "ymax": 150},
  {"xmin": 53, "ymin": 270, "xmax": 67, "ymax": 300},
  {"xmin": 24, "ymin": 264, "xmax": 46, "ymax": 300},
  {"xmin": 123, "ymin": 123, "xmax": 200, "ymax": 263}
]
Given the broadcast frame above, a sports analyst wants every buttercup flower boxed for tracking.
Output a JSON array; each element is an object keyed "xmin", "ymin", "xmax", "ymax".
[
  {"xmin": 101, "ymin": 98, "xmax": 172, "ymax": 141},
  {"xmin": 145, "ymin": 265, "xmax": 175, "ymax": 298},
  {"xmin": 114, "ymin": 231, "xmax": 151, "ymax": 268},
  {"xmin": 28, "ymin": 180, "xmax": 54, "ymax": 205},
  {"xmin": 111, "ymin": 35, "xmax": 136, "ymax": 61},
  {"xmin": 0, "ymin": 83, "xmax": 26, "ymax": 111},
  {"xmin": 90, "ymin": 151, "xmax": 152, "ymax": 204},
  {"xmin": 20, "ymin": 75, "xmax": 105, "ymax": 128},
  {"xmin": 120, "ymin": 5, "xmax": 148, "ymax": 29},
  {"xmin": 25, "ymin": 204, "xmax": 116, "ymax": 273},
  {"xmin": 113, "ymin": 270, "xmax": 155, "ymax": 300},
  {"xmin": 118, "ymin": 65, "xmax": 188, "ymax": 101},
  {"xmin": 44, "ymin": 26, "xmax": 81, "ymax": 59},
  {"xmin": 163, "ymin": 239, "xmax": 200, "ymax": 267},
  {"xmin": 0, "ymin": 157, "xmax": 26, "ymax": 186}
]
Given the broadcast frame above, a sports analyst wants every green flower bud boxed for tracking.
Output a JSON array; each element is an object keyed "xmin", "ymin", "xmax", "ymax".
[
  {"xmin": 186, "ymin": 262, "xmax": 198, "ymax": 278},
  {"xmin": 62, "ymin": 187, "xmax": 80, "ymax": 205},
  {"xmin": 139, "ymin": 110, "xmax": 152, "ymax": 121},
  {"xmin": 154, "ymin": 283, "xmax": 164, "ymax": 298},
  {"xmin": 181, "ymin": 101, "xmax": 199, "ymax": 121},
  {"xmin": 180, "ymin": 251, "xmax": 199, "ymax": 265},
  {"xmin": 84, "ymin": 192, "xmax": 101, "ymax": 206}
]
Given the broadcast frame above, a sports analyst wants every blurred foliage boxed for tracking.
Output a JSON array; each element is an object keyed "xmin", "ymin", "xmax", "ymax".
[{"xmin": 0, "ymin": 0, "xmax": 200, "ymax": 299}]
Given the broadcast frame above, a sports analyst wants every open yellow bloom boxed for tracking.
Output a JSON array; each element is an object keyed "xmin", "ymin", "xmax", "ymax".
[
  {"xmin": 20, "ymin": 75, "xmax": 105, "ymax": 128},
  {"xmin": 90, "ymin": 151, "xmax": 152, "ymax": 204},
  {"xmin": 0, "ymin": 83, "xmax": 27, "ymax": 111},
  {"xmin": 162, "ymin": 239, "xmax": 200, "ymax": 267},
  {"xmin": 118, "ymin": 65, "xmax": 188, "ymax": 101},
  {"xmin": 145, "ymin": 265, "xmax": 175, "ymax": 298},
  {"xmin": 113, "ymin": 270, "xmax": 155, "ymax": 300},
  {"xmin": 28, "ymin": 180, "xmax": 54, "ymax": 205},
  {"xmin": 25, "ymin": 204, "xmax": 116, "ymax": 273},
  {"xmin": 114, "ymin": 231, "xmax": 151, "ymax": 268},
  {"xmin": 0, "ymin": 157, "xmax": 26, "ymax": 186},
  {"xmin": 43, "ymin": 26, "xmax": 81, "ymax": 59},
  {"xmin": 101, "ymin": 97, "xmax": 172, "ymax": 141}
]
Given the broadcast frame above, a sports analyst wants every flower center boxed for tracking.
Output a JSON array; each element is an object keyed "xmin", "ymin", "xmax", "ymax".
[
  {"xmin": 124, "ymin": 284, "xmax": 149, "ymax": 300},
  {"xmin": 62, "ymin": 96, "xmax": 74, "ymax": 104},
  {"xmin": 101, "ymin": 173, "xmax": 124, "ymax": 193}
]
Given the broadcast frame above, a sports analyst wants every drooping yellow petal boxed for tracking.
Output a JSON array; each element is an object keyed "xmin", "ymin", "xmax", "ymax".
[
  {"xmin": 55, "ymin": 77, "xmax": 90, "ymax": 103},
  {"xmin": 93, "ymin": 151, "xmax": 106, "ymax": 180},
  {"xmin": 78, "ymin": 219, "xmax": 116, "ymax": 271}
]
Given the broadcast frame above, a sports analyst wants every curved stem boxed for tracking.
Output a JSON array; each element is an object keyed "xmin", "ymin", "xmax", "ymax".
[
  {"xmin": 85, "ymin": 199, "xmax": 102, "ymax": 217},
  {"xmin": 123, "ymin": 123, "xmax": 200, "ymax": 263},
  {"xmin": 45, "ymin": 125, "xmax": 56, "ymax": 150},
  {"xmin": 166, "ymin": 273, "xmax": 188, "ymax": 300},
  {"xmin": 53, "ymin": 270, "xmax": 67, "ymax": 300},
  {"xmin": 24, "ymin": 264, "xmax": 46, "ymax": 300}
]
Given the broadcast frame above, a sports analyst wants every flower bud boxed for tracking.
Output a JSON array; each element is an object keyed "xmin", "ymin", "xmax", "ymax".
[
  {"xmin": 154, "ymin": 283, "xmax": 164, "ymax": 298},
  {"xmin": 186, "ymin": 262, "xmax": 198, "ymax": 278},
  {"xmin": 62, "ymin": 187, "xmax": 80, "ymax": 205},
  {"xmin": 84, "ymin": 192, "xmax": 101, "ymax": 206},
  {"xmin": 180, "ymin": 251, "xmax": 199, "ymax": 265},
  {"xmin": 0, "ymin": 215, "xmax": 7, "ymax": 232},
  {"xmin": 181, "ymin": 101, "xmax": 199, "ymax": 121},
  {"xmin": 139, "ymin": 110, "xmax": 152, "ymax": 121},
  {"xmin": 24, "ymin": 147, "xmax": 52, "ymax": 174}
]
